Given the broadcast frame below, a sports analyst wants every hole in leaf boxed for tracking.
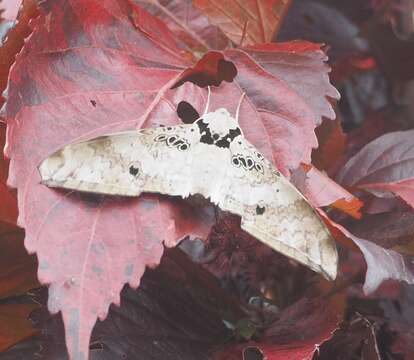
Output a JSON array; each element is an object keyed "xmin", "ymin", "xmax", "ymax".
[
  {"xmin": 177, "ymin": 101, "xmax": 200, "ymax": 124},
  {"xmin": 243, "ymin": 346, "xmax": 264, "ymax": 360},
  {"xmin": 171, "ymin": 51, "xmax": 237, "ymax": 88},
  {"xmin": 218, "ymin": 58, "xmax": 238, "ymax": 82}
]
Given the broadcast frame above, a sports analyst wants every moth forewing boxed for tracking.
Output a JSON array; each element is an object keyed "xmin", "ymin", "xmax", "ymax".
[{"xmin": 39, "ymin": 107, "xmax": 338, "ymax": 280}]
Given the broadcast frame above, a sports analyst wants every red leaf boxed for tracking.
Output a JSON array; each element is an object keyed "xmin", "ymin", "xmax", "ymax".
[
  {"xmin": 175, "ymin": 43, "xmax": 339, "ymax": 174},
  {"xmin": 336, "ymin": 130, "xmax": 414, "ymax": 187},
  {"xmin": 0, "ymin": 0, "xmax": 22, "ymax": 21},
  {"xmin": 3, "ymin": 1, "xmax": 212, "ymax": 358},
  {"xmin": 135, "ymin": 0, "xmax": 230, "ymax": 52},
  {"xmin": 194, "ymin": 0, "xmax": 292, "ymax": 46},
  {"xmin": 3, "ymin": 0, "xmax": 338, "ymax": 357},
  {"xmin": 0, "ymin": 0, "xmax": 40, "ymax": 111},
  {"xmin": 323, "ymin": 214, "xmax": 414, "ymax": 294},
  {"xmin": 244, "ymin": 42, "xmax": 340, "ymax": 125},
  {"xmin": 300, "ymin": 166, "xmax": 363, "ymax": 219},
  {"xmin": 336, "ymin": 129, "xmax": 414, "ymax": 210},
  {"xmin": 361, "ymin": 179, "xmax": 414, "ymax": 209}
]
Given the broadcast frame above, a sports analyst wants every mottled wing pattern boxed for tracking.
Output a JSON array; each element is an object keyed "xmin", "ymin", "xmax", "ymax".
[
  {"xmin": 218, "ymin": 137, "xmax": 338, "ymax": 280},
  {"xmin": 39, "ymin": 125, "xmax": 197, "ymax": 197},
  {"xmin": 39, "ymin": 109, "xmax": 337, "ymax": 280}
]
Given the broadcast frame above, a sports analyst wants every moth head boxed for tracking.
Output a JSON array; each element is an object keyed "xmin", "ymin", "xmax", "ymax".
[{"xmin": 200, "ymin": 108, "xmax": 240, "ymax": 137}]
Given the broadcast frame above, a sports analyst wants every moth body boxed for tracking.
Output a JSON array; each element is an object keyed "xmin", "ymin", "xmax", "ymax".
[{"xmin": 39, "ymin": 105, "xmax": 338, "ymax": 280}]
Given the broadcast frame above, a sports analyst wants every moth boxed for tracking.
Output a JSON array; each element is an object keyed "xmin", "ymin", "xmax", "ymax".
[{"xmin": 39, "ymin": 89, "xmax": 338, "ymax": 280}]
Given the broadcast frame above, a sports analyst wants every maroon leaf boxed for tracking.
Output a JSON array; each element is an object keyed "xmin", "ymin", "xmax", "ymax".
[
  {"xmin": 1, "ymin": 249, "xmax": 241, "ymax": 359},
  {"xmin": 361, "ymin": 179, "xmax": 414, "ymax": 209},
  {"xmin": 0, "ymin": 123, "xmax": 17, "ymax": 227},
  {"xmin": 336, "ymin": 129, "xmax": 414, "ymax": 187},
  {"xmin": 213, "ymin": 297, "xmax": 341, "ymax": 360},
  {"xmin": 336, "ymin": 129, "xmax": 414, "ymax": 209},
  {"xmin": 347, "ymin": 211, "xmax": 414, "ymax": 249},
  {"xmin": 316, "ymin": 314, "xmax": 382, "ymax": 360},
  {"xmin": 381, "ymin": 284, "xmax": 414, "ymax": 359},
  {"xmin": 312, "ymin": 118, "xmax": 347, "ymax": 174},
  {"xmin": 184, "ymin": 214, "xmax": 316, "ymax": 306},
  {"xmin": 0, "ymin": 230, "xmax": 38, "ymax": 299},
  {"xmin": 325, "ymin": 216, "xmax": 414, "ymax": 294}
]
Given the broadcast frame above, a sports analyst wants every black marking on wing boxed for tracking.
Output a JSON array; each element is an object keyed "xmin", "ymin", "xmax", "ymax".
[
  {"xmin": 154, "ymin": 133, "xmax": 190, "ymax": 151},
  {"xmin": 128, "ymin": 162, "xmax": 140, "ymax": 177},
  {"xmin": 197, "ymin": 120, "xmax": 214, "ymax": 145},
  {"xmin": 215, "ymin": 128, "xmax": 242, "ymax": 148},
  {"xmin": 256, "ymin": 205, "xmax": 266, "ymax": 215},
  {"xmin": 231, "ymin": 153, "xmax": 265, "ymax": 173},
  {"xmin": 196, "ymin": 119, "xmax": 242, "ymax": 148}
]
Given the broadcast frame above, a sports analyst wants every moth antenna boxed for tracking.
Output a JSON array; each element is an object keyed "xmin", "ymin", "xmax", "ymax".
[
  {"xmin": 203, "ymin": 86, "xmax": 211, "ymax": 116},
  {"xmin": 235, "ymin": 92, "xmax": 246, "ymax": 123}
]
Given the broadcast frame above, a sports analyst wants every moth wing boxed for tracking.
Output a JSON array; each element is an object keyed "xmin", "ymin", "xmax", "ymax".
[
  {"xmin": 217, "ymin": 138, "xmax": 338, "ymax": 280},
  {"xmin": 39, "ymin": 125, "xmax": 196, "ymax": 197}
]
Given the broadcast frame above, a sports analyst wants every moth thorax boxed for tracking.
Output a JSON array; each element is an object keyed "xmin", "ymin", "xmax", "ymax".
[{"xmin": 203, "ymin": 108, "xmax": 240, "ymax": 136}]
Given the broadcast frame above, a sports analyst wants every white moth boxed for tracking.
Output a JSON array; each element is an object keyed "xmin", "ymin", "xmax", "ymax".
[{"xmin": 39, "ymin": 90, "xmax": 338, "ymax": 280}]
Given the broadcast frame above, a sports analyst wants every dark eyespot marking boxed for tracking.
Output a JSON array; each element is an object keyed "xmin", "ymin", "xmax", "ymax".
[
  {"xmin": 239, "ymin": 157, "xmax": 247, "ymax": 168},
  {"xmin": 232, "ymin": 156, "xmax": 240, "ymax": 166},
  {"xmin": 166, "ymin": 126, "xmax": 173, "ymax": 131},
  {"xmin": 256, "ymin": 152, "xmax": 264, "ymax": 160},
  {"xmin": 246, "ymin": 157, "xmax": 254, "ymax": 169},
  {"xmin": 174, "ymin": 139, "xmax": 185, "ymax": 146},
  {"xmin": 179, "ymin": 143, "xmax": 189, "ymax": 151},
  {"xmin": 129, "ymin": 165, "xmax": 139, "ymax": 176},
  {"xmin": 255, "ymin": 163, "xmax": 264, "ymax": 174},
  {"xmin": 256, "ymin": 205, "xmax": 266, "ymax": 215},
  {"xmin": 155, "ymin": 134, "xmax": 167, "ymax": 142},
  {"xmin": 166, "ymin": 136, "xmax": 177, "ymax": 146}
]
